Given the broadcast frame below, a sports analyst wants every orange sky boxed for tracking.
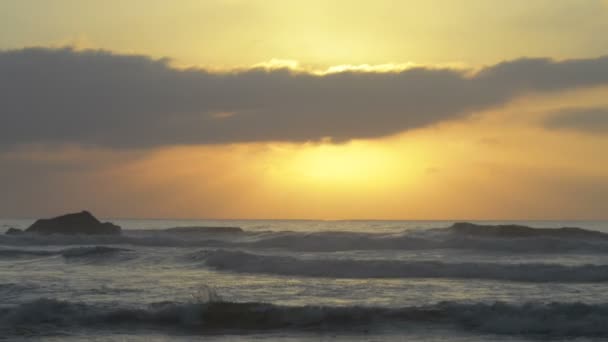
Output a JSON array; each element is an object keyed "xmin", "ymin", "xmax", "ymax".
[{"xmin": 1, "ymin": 1, "xmax": 608, "ymax": 219}]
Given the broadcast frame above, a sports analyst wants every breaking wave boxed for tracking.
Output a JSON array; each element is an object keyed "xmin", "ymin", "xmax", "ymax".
[
  {"xmin": 2, "ymin": 298, "xmax": 608, "ymax": 337},
  {"xmin": 197, "ymin": 249, "xmax": 608, "ymax": 282}
]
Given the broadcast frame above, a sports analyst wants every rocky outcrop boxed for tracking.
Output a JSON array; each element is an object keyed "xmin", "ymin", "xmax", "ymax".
[
  {"xmin": 5, "ymin": 227, "xmax": 23, "ymax": 235},
  {"xmin": 26, "ymin": 211, "xmax": 121, "ymax": 235}
]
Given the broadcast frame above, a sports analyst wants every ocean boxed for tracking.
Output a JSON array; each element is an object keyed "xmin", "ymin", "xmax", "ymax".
[{"xmin": 1, "ymin": 219, "xmax": 608, "ymax": 341}]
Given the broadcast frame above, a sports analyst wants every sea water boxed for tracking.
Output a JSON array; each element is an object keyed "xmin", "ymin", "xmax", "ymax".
[{"xmin": 1, "ymin": 219, "xmax": 608, "ymax": 341}]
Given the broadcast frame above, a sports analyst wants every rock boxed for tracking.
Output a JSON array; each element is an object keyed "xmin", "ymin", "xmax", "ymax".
[
  {"xmin": 164, "ymin": 226, "xmax": 243, "ymax": 234},
  {"xmin": 26, "ymin": 211, "xmax": 121, "ymax": 235},
  {"xmin": 5, "ymin": 227, "xmax": 23, "ymax": 235}
]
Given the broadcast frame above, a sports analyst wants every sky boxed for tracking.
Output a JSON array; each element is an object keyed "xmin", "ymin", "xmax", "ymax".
[{"xmin": 1, "ymin": 0, "xmax": 608, "ymax": 219}]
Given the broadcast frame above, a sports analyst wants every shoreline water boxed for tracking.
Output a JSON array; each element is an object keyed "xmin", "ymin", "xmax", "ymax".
[{"xmin": 2, "ymin": 219, "xmax": 608, "ymax": 341}]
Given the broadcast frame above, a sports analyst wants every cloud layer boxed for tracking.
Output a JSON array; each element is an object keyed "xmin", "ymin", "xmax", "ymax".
[
  {"xmin": 2, "ymin": 47, "xmax": 608, "ymax": 148},
  {"xmin": 545, "ymin": 107, "xmax": 608, "ymax": 133}
]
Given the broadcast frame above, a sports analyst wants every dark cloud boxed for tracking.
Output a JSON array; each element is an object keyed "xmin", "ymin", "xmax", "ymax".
[
  {"xmin": 2, "ymin": 47, "xmax": 608, "ymax": 148},
  {"xmin": 544, "ymin": 107, "xmax": 608, "ymax": 133}
]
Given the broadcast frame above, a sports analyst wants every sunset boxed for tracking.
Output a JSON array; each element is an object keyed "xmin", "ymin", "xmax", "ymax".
[
  {"xmin": 2, "ymin": 1, "xmax": 608, "ymax": 340},
  {"xmin": 1, "ymin": 0, "xmax": 607, "ymax": 220}
]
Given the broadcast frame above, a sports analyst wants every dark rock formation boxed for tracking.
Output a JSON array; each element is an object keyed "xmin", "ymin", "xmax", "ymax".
[
  {"xmin": 447, "ymin": 222, "xmax": 608, "ymax": 239},
  {"xmin": 5, "ymin": 227, "xmax": 23, "ymax": 235},
  {"xmin": 164, "ymin": 226, "xmax": 243, "ymax": 234},
  {"xmin": 26, "ymin": 211, "xmax": 121, "ymax": 235}
]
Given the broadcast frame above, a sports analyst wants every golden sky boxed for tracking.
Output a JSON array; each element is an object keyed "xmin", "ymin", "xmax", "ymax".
[
  {"xmin": 1, "ymin": 1, "xmax": 608, "ymax": 219},
  {"xmin": 3, "ymin": 0, "xmax": 608, "ymax": 68}
]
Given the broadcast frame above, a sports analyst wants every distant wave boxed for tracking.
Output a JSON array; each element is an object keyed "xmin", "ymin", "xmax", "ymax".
[
  {"xmin": 60, "ymin": 246, "xmax": 132, "ymax": 258},
  {"xmin": 2, "ymin": 298, "xmax": 608, "ymax": 337},
  {"xmin": 0, "ymin": 232, "xmax": 228, "ymax": 248},
  {"xmin": 163, "ymin": 226, "xmax": 244, "ymax": 234},
  {"xmin": 197, "ymin": 249, "xmax": 608, "ymax": 282},
  {"xmin": 0, "ymin": 246, "xmax": 131, "ymax": 260},
  {"xmin": 446, "ymin": 222, "xmax": 608, "ymax": 239},
  {"xmin": 0, "ymin": 248, "xmax": 56, "ymax": 258},
  {"xmin": 238, "ymin": 231, "xmax": 608, "ymax": 253},
  {"xmin": 240, "ymin": 223, "xmax": 608, "ymax": 252},
  {"xmin": 3, "ymin": 222, "xmax": 608, "ymax": 253}
]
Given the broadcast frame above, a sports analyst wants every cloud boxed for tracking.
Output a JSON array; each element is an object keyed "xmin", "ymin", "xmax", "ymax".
[
  {"xmin": 1, "ymin": 47, "xmax": 608, "ymax": 148},
  {"xmin": 544, "ymin": 107, "xmax": 608, "ymax": 133}
]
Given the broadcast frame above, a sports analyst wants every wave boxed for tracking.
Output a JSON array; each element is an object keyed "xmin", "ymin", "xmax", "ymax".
[
  {"xmin": 0, "ymin": 232, "xmax": 228, "ymax": 249},
  {"xmin": 2, "ymin": 298, "xmax": 608, "ymax": 337},
  {"xmin": 241, "ymin": 231, "xmax": 433, "ymax": 251},
  {"xmin": 0, "ymin": 246, "xmax": 132, "ymax": 260},
  {"xmin": 0, "ymin": 248, "xmax": 56, "ymax": 258},
  {"xmin": 197, "ymin": 249, "xmax": 608, "ymax": 282},
  {"xmin": 163, "ymin": 226, "xmax": 244, "ymax": 234},
  {"xmin": 446, "ymin": 222, "xmax": 608, "ymax": 239},
  {"xmin": 59, "ymin": 246, "xmax": 131, "ymax": 258},
  {"xmin": 240, "ymin": 223, "xmax": 608, "ymax": 252},
  {"xmin": 3, "ymin": 222, "xmax": 608, "ymax": 254}
]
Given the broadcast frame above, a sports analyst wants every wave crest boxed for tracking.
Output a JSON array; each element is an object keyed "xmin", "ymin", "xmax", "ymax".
[{"xmin": 197, "ymin": 249, "xmax": 608, "ymax": 282}]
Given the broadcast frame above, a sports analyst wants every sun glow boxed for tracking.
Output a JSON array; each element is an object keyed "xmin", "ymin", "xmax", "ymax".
[{"xmin": 278, "ymin": 142, "xmax": 401, "ymax": 187}]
